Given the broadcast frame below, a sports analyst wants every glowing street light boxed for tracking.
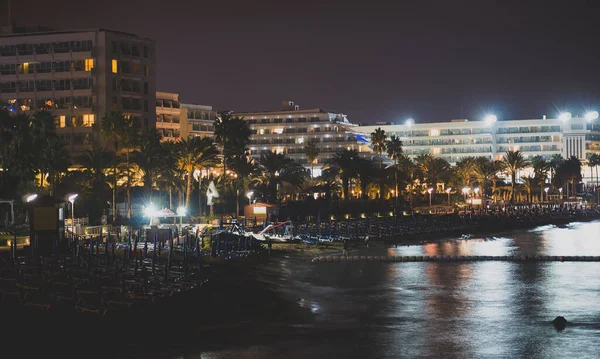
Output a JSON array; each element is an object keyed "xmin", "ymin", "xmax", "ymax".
[
  {"xmin": 246, "ymin": 191, "xmax": 254, "ymax": 206},
  {"xmin": 26, "ymin": 194, "xmax": 38, "ymax": 203},
  {"xmin": 558, "ymin": 112, "xmax": 572, "ymax": 122},
  {"xmin": 484, "ymin": 114, "xmax": 497, "ymax": 124},
  {"xmin": 446, "ymin": 187, "xmax": 452, "ymax": 204},
  {"xmin": 559, "ymin": 187, "xmax": 563, "ymax": 200},
  {"xmin": 427, "ymin": 188, "xmax": 433, "ymax": 206},
  {"xmin": 405, "ymin": 118, "xmax": 415, "ymax": 127},
  {"xmin": 474, "ymin": 187, "xmax": 480, "ymax": 196},
  {"xmin": 144, "ymin": 203, "xmax": 157, "ymax": 217},
  {"xmin": 67, "ymin": 193, "xmax": 78, "ymax": 234},
  {"xmin": 177, "ymin": 206, "xmax": 186, "ymax": 232},
  {"xmin": 462, "ymin": 187, "xmax": 470, "ymax": 201},
  {"xmin": 585, "ymin": 111, "xmax": 599, "ymax": 121},
  {"xmin": 544, "ymin": 187, "xmax": 549, "ymax": 202}
]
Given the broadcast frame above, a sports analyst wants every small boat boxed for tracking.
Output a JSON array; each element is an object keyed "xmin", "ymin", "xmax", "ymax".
[{"xmin": 251, "ymin": 221, "xmax": 297, "ymax": 242}]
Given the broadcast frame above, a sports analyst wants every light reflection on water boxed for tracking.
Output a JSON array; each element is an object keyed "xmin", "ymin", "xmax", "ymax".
[{"xmin": 192, "ymin": 221, "xmax": 600, "ymax": 358}]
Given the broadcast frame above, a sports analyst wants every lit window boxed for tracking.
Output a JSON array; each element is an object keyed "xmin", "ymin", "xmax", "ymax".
[
  {"xmin": 430, "ymin": 129, "xmax": 440, "ymax": 136},
  {"xmin": 82, "ymin": 114, "xmax": 95, "ymax": 127},
  {"xmin": 59, "ymin": 116, "xmax": 66, "ymax": 128},
  {"xmin": 273, "ymin": 128, "xmax": 284, "ymax": 134},
  {"xmin": 111, "ymin": 59, "xmax": 118, "ymax": 73},
  {"xmin": 432, "ymin": 148, "xmax": 441, "ymax": 155},
  {"xmin": 144, "ymin": 65, "xmax": 149, "ymax": 77},
  {"xmin": 259, "ymin": 129, "xmax": 265, "ymax": 135},
  {"xmin": 296, "ymin": 137, "xmax": 304, "ymax": 144},
  {"xmin": 84, "ymin": 58, "xmax": 94, "ymax": 71}
]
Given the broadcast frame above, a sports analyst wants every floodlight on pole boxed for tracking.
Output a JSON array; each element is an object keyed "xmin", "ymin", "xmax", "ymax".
[
  {"xmin": 144, "ymin": 203, "xmax": 157, "ymax": 217},
  {"xmin": 446, "ymin": 187, "xmax": 452, "ymax": 204},
  {"xmin": 427, "ymin": 188, "xmax": 433, "ymax": 206},
  {"xmin": 26, "ymin": 194, "xmax": 38, "ymax": 203},
  {"xmin": 462, "ymin": 187, "xmax": 470, "ymax": 201},
  {"xmin": 585, "ymin": 111, "xmax": 599, "ymax": 121},
  {"xmin": 246, "ymin": 191, "xmax": 254, "ymax": 206},
  {"xmin": 484, "ymin": 114, "xmax": 497, "ymax": 124},
  {"xmin": 405, "ymin": 118, "xmax": 415, "ymax": 127},
  {"xmin": 558, "ymin": 112, "xmax": 572, "ymax": 122}
]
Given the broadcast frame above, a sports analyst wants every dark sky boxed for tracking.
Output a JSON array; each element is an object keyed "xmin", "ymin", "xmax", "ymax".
[{"xmin": 9, "ymin": 0, "xmax": 600, "ymax": 124}]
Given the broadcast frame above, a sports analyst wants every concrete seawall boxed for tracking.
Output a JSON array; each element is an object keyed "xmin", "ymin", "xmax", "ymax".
[{"xmin": 311, "ymin": 255, "xmax": 600, "ymax": 263}]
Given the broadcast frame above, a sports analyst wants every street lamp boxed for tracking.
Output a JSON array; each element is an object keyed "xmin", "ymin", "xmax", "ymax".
[
  {"xmin": 26, "ymin": 194, "xmax": 38, "ymax": 203},
  {"xmin": 544, "ymin": 187, "xmax": 549, "ymax": 202},
  {"xmin": 585, "ymin": 111, "xmax": 599, "ymax": 122},
  {"xmin": 427, "ymin": 188, "xmax": 433, "ymax": 206},
  {"xmin": 474, "ymin": 188, "xmax": 480, "ymax": 197},
  {"xmin": 559, "ymin": 187, "xmax": 563, "ymax": 200},
  {"xmin": 193, "ymin": 169, "xmax": 203, "ymax": 217},
  {"xmin": 405, "ymin": 118, "xmax": 415, "ymax": 128},
  {"xmin": 177, "ymin": 206, "xmax": 186, "ymax": 233},
  {"xmin": 484, "ymin": 114, "xmax": 497, "ymax": 124},
  {"xmin": 462, "ymin": 187, "xmax": 470, "ymax": 201},
  {"xmin": 67, "ymin": 194, "xmax": 78, "ymax": 234},
  {"xmin": 246, "ymin": 191, "xmax": 254, "ymax": 206},
  {"xmin": 446, "ymin": 188, "xmax": 452, "ymax": 204},
  {"xmin": 558, "ymin": 112, "xmax": 572, "ymax": 122}
]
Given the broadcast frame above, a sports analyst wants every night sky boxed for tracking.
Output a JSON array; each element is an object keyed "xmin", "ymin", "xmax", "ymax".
[{"xmin": 10, "ymin": 0, "xmax": 600, "ymax": 124}]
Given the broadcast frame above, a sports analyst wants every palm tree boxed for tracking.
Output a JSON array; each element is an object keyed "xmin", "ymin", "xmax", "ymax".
[
  {"xmin": 370, "ymin": 128, "xmax": 387, "ymax": 169},
  {"xmin": 175, "ymin": 137, "xmax": 219, "ymax": 210},
  {"xmin": 355, "ymin": 158, "xmax": 375, "ymax": 199},
  {"xmin": 132, "ymin": 128, "xmax": 164, "ymax": 200},
  {"xmin": 101, "ymin": 111, "xmax": 141, "ymax": 220},
  {"xmin": 214, "ymin": 114, "xmax": 252, "ymax": 196},
  {"xmin": 303, "ymin": 142, "xmax": 320, "ymax": 178},
  {"xmin": 258, "ymin": 151, "xmax": 307, "ymax": 203},
  {"xmin": 587, "ymin": 153, "xmax": 600, "ymax": 196},
  {"xmin": 530, "ymin": 155, "xmax": 549, "ymax": 201},
  {"xmin": 326, "ymin": 150, "xmax": 361, "ymax": 200},
  {"xmin": 501, "ymin": 150, "xmax": 530, "ymax": 204},
  {"xmin": 385, "ymin": 135, "xmax": 403, "ymax": 197},
  {"xmin": 416, "ymin": 154, "xmax": 450, "ymax": 200},
  {"xmin": 473, "ymin": 157, "xmax": 501, "ymax": 202},
  {"xmin": 229, "ymin": 153, "xmax": 261, "ymax": 215},
  {"xmin": 454, "ymin": 157, "xmax": 476, "ymax": 187},
  {"xmin": 521, "ymin": 175, "xmax": 537, "ymax": 203},
  {"xmin": 549, "ymin": 154, "xmax": 563, "ymax": 188}
]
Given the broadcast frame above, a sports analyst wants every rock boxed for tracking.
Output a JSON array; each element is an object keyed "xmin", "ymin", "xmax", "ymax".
[{"xmin": 552, "ymin": 316, "xmax": 567, "ymax": 331}]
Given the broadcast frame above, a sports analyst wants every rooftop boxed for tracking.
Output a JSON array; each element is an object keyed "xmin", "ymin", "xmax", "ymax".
[{"xmin": 0, "ymin": 27, "xmax": 153, "ymax": 41}]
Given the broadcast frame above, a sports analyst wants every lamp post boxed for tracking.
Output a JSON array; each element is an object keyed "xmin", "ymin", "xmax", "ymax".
[
  {"xmin": 462, "ymin": 187, "xmax": 470, "ymax": 201},
  {"xmin": 559, "ymin": 187, "xmax": 563, "ymax": 201},
  {"xmin": 427, "ymin": 188, "xmax": 433, "ymax": 206},
  {"xmin": 446, "ymin": 188, "xmax": 452, "ymax": 204},
  {"xmin": 194, "ymin": 169, "xmax": 202, "ymax": 217},
  {"xmin": 544, "ymin": 187, "xmax": 549, "ymax": 203},
  {"xmin": 177, "ymin": 206, "xmax": 186, "ymax": 233},
  {"xmin": 474, "ymin": 188, "xmax": 480, "ymax": 197},
  {"xmin": 68, "ymin": 194, "xmax": 78, "ymax": 234},
  {"xmin": 247, "ymin": 191, "xmax": 254, "ymax": 206}
]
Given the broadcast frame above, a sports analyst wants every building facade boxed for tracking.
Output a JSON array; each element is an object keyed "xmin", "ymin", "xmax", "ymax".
[
  {"xmin": 156, "ymin": 91, "xmax": 215, "ymax": 141},
  {"xmin": 355, "ymin": 116, "xmax": 600, "ymax": 180},
  {"xmin": 0, "ymin": 27, "xmax": 156, "ymax": 153},
  {"xmin": 228, "ymin": 101, "xmax": 364, "ymax": 176}
]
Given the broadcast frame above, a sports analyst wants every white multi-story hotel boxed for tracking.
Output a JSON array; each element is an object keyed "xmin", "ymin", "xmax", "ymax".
[
  {"xmin": 355, "ymin": 113, "xmax": 600, "ymax": 180},
  {"xmin": 227, "ymin": 101, "xmax": 365, "ymax": 177},
  {"xmin": 155, "ymin": 91, "xmax": 215, "ymax": 141}
]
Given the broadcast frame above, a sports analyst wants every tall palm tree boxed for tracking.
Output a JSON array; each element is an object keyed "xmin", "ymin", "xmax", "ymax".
[
  {"xmin": 355, "ymin": 158, "xmax": 375, "ymax": 199},
  {"xmin": 549, "ymin": 154, "xmax": 563, "ymax": 188},
  {"xmin": 521, "ymin": 175, "xmax": 537, "ymax": 203},
  {"xmin": 326, "ymin": 150, "xmax": 361, "ymax": 200},
  {"xmin": 454, "ymin": 157, "xmax": 476, "ymax": 187},
  {"xmin": 473, "ymin": 157, "xmax": 500, "ymax": 202},
  {"xmin": 416, "ymin": 154, "xmax": 450, "ymax": 199},
  {"xmin": 132, "ymin": 128, "xmax": 164, "ymax": 200},
  {"xmin": 214, "ymin": 114, "xmax": 252, "ymax": 196},
  {"xmin": 303, "ymin": 142, "xmax": 320, "ymax": 178},
  {"xmin": 370, "ymin": 127, "xmax": 387, "ymax": 169},
  {"xmin": 229, "ymin": 153, "xmax": 261, "ymax": 215},
  {"xmin": 587, "ymin": 153, "xmax": 600, "ymax": 195},
  {"xmin": 258, "ymin": 151, "xmax": 307, "ymax": 203},
  {"xmin": 385, "ymin": 135, "xmax": 403, "ymax": 197},
  {"xmin": 501, "ymin": 150, "xmax": 530, "ymax": 204},
  {"xmin": 101, "ymin": 111, "xmax": 141, "ymax": 220},
  {"xmin": 531, "ymin": 155, "xmax": 549, "ymax": 201},
  {"xmin": 175, "ymin": 137, "xmax": 219, "ymax": 209}
]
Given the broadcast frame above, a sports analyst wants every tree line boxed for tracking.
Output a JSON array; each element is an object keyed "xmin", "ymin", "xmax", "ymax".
[{"xmin": 1, "ymin": 108, "xmax": 599, "ymax": 224}]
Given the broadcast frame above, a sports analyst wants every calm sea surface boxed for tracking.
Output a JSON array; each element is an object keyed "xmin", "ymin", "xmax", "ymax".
[{"xmin": 183, "ymin": 221, "xmax": 600, "ymax": 358}]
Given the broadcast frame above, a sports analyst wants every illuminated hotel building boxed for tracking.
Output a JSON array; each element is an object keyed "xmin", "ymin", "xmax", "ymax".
[
  {"xmin": 355, "ymin": 114, "xmax": 600, "ymax": 180},
  {"xmin": 227, "ymin": 101, "xmax": 365, "ymax": 177},
  {"xmin": 155, "ymin": 92, "xmax": 215, "ymax": 141},
  {"xmin": 0, "ymin": 26, "xmax": 156, "ymax": 153}
]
